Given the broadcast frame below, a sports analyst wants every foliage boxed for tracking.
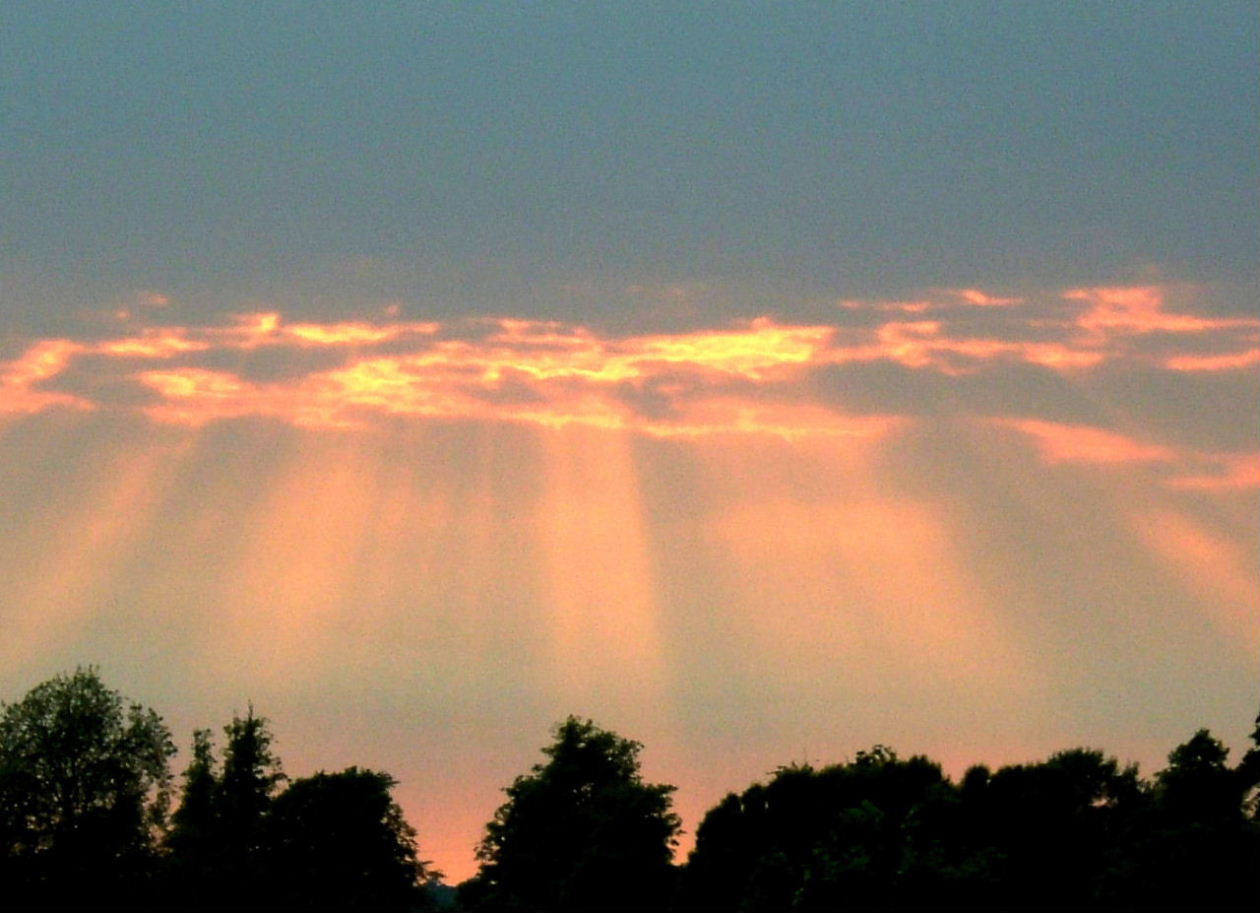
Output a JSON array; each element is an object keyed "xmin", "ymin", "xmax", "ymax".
[
  {"xmin": 1117, "ymin": 729, "xmax": 1260, "ymax": 908},
  {"xmin": 0, "ymin": 667, "xmax": 175, "ymax": 905},
  {"xmin": 167, "ymin": 728, "xmax": 217, "ymax": 854},
  {"xmin": 681, "ymin": 747, "xmax": 952, "ymax": 910},
  {"xmin": 217, "ymin": 704, "xmax": 285, "ymax": 854},
  {"xmin": 163, "ymin": 706, "xmax": 287, "ymax": 905},
  {"xmin": 165, "ymin": 727, "xmax": 221, "ymax": 897},
  {"xmin": 681, "ymin": 733, "xmax": 1260, "ymax": 911},
  {"xmin": 268, "ymin": 766, "xmax": 431, "ymax": 910},
  {"xmin": 5, "ymin": 668, "xmax": 1259, "ymax": 911},
  {"xmin": 473, "ymin": 716, "xmax": 681, "ymax": 911},
  {"xmin": 960, "ymin": 747, "xmax": 1144, "ymax": 906}
]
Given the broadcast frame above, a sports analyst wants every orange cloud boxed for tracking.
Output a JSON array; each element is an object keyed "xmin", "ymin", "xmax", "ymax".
[
  {"xmin": 632, "ymin": 318, "xmax": 831, "ymax": 377},
  {"xmin": 824, "ymin": 321, "xmax": 1102, "ymax": 374},
  {"xmin": 832, "ymin": 284, "xmax": 1255, "ymax": 373},
  {"xmin": 993, "ymin": 419, "xmax": 1260, "ymax": 491},
  {"xmin": 284, "ymin": 318, "xmax": 442, "ymax": 347},
  {"xmin": 123, "ymin": 316, "xmax": 867, "ymax": 438},
  {"xmin": 1167, "ymin": 454, "xmax": 1260, "ymax": 491},
  {"xmin": 841, "ymin": 287, "xmax": 1022, "ymax": 312},
  {"xmin": 138, "ymin": 368, "xmax": 366, "ymax": 429},
  {"xmin": 5, "ymin": 286, "xmax": 1254, "ymax": 439},
  {"xmin": 956, "ymin": 288, "xmax": 1023, "ymax": 307},
  {"xmin": 1164, "ymin": 348, "xmax": 1260, "ymax": 372},
  {"xmin": 0, "ymin": 340, "xmax": 93, "ymax": 415},
  {"xmin": 840, "ymin": 298, "xmax": 934, "ymax": 314},
  {"xmin": 1066, "ymin": 285, "xmax": 1260, "ymax": 336},
  {"xmin": 95, "ymin": 330, "xmax": 209, "ymax": 359},
  {"xmin": 996, "ymin": 419, "xmax": 1177, "ymax": 465}
]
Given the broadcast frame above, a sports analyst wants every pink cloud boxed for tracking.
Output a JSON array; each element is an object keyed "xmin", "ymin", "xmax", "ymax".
[
  {"xmin": 4, "ymin": 285, "xmax": 1254, "ymax": 441},
  {"xmin": 1065, "ymin": 285, "xmax": 1260, "ymax": 336},
  {"xmin": 1167, "ymin": 454, "xmax": 1260, "ymax": 491},
  {"xmin": 0, "ymin": 340, "xmax": 94, "ymax": 415},
  {"xmin": 995, "ymin": 419, "xmax": 1178, "ymax": 465},
  {"xmin": 1164, "ymin": 348, "xmax": 1260, "ymax": 372},
  {"xmin": 993, "ymin": 418, "xmax": 1260, "ymax": 491},
  {"xmin": 956, "ymin": 288, "xmax": 1023, "ymax": 307}
]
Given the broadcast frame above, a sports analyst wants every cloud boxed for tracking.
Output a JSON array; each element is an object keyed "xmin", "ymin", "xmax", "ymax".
[
  {"xmin": 0, "ymin": 340, "xmax": 93, "ymax": 415},
  {"xmin": 1164, "ymin": 348, "xmax": 1260, "ymax": 373},
  {"xmin": 955, "ymin": 288, "xmax": 1023, "ymax": 307},
  {"xmin": 1065, "ymin": 285, "xmax": 1257, "ymax": 337},
  {"xmin": 1166, "ymin": 454, "xmax": 1260, "ymax": 492},
  {"xmin": 994, "ymin": 419, "xmax": 1178, "ymax": 465},
  {"xmin": 3, "ymin": 283, "xmax": 1255, "ymax": 444},
  {"xmin": 991, "ymin": 418, "xmax": 1260, "ymax": 491}
]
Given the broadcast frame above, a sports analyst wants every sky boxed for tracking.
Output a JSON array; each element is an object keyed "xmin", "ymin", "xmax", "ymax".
[{"xmin": 2, "ymin": 1, "xmax": 1257, "ymax": 882}]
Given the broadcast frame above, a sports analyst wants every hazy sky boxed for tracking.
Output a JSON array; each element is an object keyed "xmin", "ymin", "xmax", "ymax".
[{"xmin": 2, "ymin": 1, "xmax": 1257, "ymax": 881}]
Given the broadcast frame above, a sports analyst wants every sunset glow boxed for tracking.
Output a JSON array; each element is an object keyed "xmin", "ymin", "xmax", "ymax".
[{"xmin": 3, "ymin": 3, "xmax": 1255, "ymax": 886}]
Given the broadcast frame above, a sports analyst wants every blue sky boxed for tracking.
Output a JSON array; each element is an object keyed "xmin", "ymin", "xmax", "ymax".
[{"xmin": 4, "ymin": 1, "xmax": 1255, "ymax": 328}]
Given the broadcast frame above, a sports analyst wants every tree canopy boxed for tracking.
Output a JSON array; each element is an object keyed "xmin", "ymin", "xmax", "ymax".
[
  {"xmin": 268, "ymin": 767, "xmax": 430, "ymax": 909},
  {"xmin": 3, "ymin": 669, "xmax": 1258, "ymax": 911},
  {"xmin": 0, "ymin": 667, "xmax": 175, "ymax": 906},
  {"xmin": 679, "ymin": 734, "xmax": 1260, "ymax": 911},
  {"xmin": 471, "ymin": 716, "xmax": 681, "ymax": 911}
]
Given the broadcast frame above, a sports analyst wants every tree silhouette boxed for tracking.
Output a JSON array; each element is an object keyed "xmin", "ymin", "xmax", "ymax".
[
  {"xmin": 267, "ymin": 767, "xmax": 430, "ymax": 910},
  {"xmin": 5, "ymin": 667, "xmax": 1258, "ymax": 911},
  {"xmin": 163, "ymin": 706, "xmax": 285, "ymax": 907},
  {"xmin": 682, "ymin": 748, "xmax": 953, "ymax": 910},
  {"xmin": 961, "ymin": 748, "xmax": 1144, "ymax": 907},
  {"xmin": 1120, "ymin": 729, "xmax": 1260, "ymax": 908},
  {"xmin": 0, "ymin": 667, "xmax": 174, "ymax": 907},
  {"xmin": 217, "ymin": 706, "xmax": 285, "ymax": 859},
  {"xmin": 471, "ymin": 716, "xmax": 680, "ymax": 911},
  {"xmin": 165, "ymin": 728, "xmax": 220, "ymax": 897}
]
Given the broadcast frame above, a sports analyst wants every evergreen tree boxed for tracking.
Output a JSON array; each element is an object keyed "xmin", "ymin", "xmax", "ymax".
[{"xmin": 165, "ymin": 728, "xmax": 219, "ymax": 895}]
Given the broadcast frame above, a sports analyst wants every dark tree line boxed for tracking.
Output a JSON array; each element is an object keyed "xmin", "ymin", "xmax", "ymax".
[
  {"xmin": 0, "ymin": 669, "xmax": 430, "ymax": 910},
  {"xmin": 678, "ymin": 735, "xmax": 1260, "ymax": 911},
  {"xmin": 3, "ymin": 668, "xmax": 1259, "ymax": 911}
]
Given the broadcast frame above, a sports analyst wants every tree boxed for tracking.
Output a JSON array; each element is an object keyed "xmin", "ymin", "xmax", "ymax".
[
  {"xmin": 267, "ymin": 767, "xmax": 430, "ymax": 910},
  {"xmin": 681, "ymin": 748, "xmax": 952, "ymax": 910},
  {"xmin": 165, "ymin": 728, "xmax": 219, "ymax": 895},
  {"xmin": 1241, "ymin": 712, "xmax": 1260, "ymax": 819},
  {"xmin": 163, "ymin": 707, "xmax": 286, "ymax": 906},
  {"xmin": 217, "ymin": 705, "xmax": 285, "ymax": 850},
  {"xmin": 965, "ymin": 748, "xmax": 1144, "ymax": 907},
  {"xmin": 1121, "ymin": 729, "xmax": 1260, "ymax": 908},
  {"xmin": 0, "ymin": 667, "xmax": 174, "ymax": 906},
  {"xmin": 209, "ymin": 706, "xmax": 285, "ymax": 903},
  {"xmin": 473, "ymin": 716, "xmax": 681, "ymax": 911}
]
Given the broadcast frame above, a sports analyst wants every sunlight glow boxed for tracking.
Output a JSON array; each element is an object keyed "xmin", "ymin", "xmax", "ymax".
[
  {"xmin": 694, "ymin": 436, "xmax": 1032, "ymax": 699},
  {"xmin": 1132, "ymin": 509, "xmax": 1260, "ymax": 655},
  {"xmin": 209, "ymin": 434, "xmax": 385, "ymax": 684},
  {"xmin": 536, "ymin": 428, "xmax": 665, "ymax": 713},
  {"xmin": 1, "ymin": 433, "xmax": 193, "ymax": 670}
]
